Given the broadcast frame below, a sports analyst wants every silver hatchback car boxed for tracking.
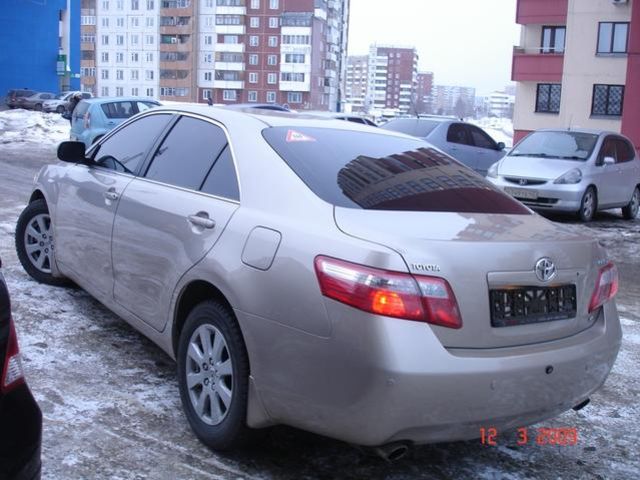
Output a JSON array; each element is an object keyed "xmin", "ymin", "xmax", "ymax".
[
  {"xmin": 16, "ymin": 106, "xmax": 621, "ymax": 453},
  {"xmin": 487, "ymin": 129, "xmax": 640, "ymax": 222}
]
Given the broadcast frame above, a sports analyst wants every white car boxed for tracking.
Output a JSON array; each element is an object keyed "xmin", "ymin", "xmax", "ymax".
[{"xmin": 43, "ymin": 91, "xmax": 92, "ymax": 114}]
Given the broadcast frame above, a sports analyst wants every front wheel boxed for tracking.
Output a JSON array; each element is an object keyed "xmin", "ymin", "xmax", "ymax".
[
  {"xmin": 177, "ymin": 301, "xmax": 254, "ymax": 451},
  {"xmin": 578, "ymin": 187, "xmax": 597, "ymax": 222},
  {"xmin": 622, "ymin": 186, "xmax": 639, "ymax": 220},
  {"xmin": 15, "ymin": 199, "xmax": 68, "ymax": 286}
]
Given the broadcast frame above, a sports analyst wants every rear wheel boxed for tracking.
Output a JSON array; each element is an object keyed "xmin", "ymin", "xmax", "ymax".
[
  {"xmin": 15, "ymin": 199, "xmax": 68, "ymax": 286},
  {"xmin": 177, "ymin": 301, "xmax": 254, "ymax": 451},
  {"xmin": 622, "ymin": 186, "xmax": 639, "ymax": 220},
  {"xmin": 578, "ymin": 187, "xmax": 597, "ymax": 222}
]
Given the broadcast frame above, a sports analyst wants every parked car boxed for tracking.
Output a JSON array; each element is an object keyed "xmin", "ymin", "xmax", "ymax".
[
  {"xmin": 225, "ymin": 103, "xmax": 290, "ymax": 112},
  {"xmin": 305, "ymin": 111, "xmax": 378, "ymax": 126},
  {"xmin": 69, "ymin": 97, "xmax": 161, "ymax": 148},
  {"xmin": 487, "ymin": 129, "xmax": 640, "ymax": 222},
  {"xmin": 0, "ymin": 257, "xmax": 42, "ymax": 479},
  {"xmin": 43, "ymin": 91, "xmax": 92, "ymax": 114},
  {"xmin": 15, "ymin": 92, "xmax": 57, "ymax": 111},
  {"xmin": 5, "ymin": 89, "xmax": 36, "ymax": 109},
  {"xmin": 381, "ymin": 117, "xmax": 506, "ymax": 174},
  {"xmin": 16, "ymin": 106, "xmax": 621, "ymax": 455}
]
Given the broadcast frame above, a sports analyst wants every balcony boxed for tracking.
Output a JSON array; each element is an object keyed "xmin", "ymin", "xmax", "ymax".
[
  {"xmin": 216, "ymin": 6, "xmax": 246, "ymax": 15},
  {"xmin": 216, "ymin": 24, "xmax": 245, "ymax": 35},
  {"xmin": 215, "ymin": 43, "xmax": 245, "ymax": 53},
  {"xmin": 216, "ymin": 62, "xmax": 245, "ymax": 71},
  {"xmin": 512, "ymin": 47, "xmax": 564, "ymax": 82},
  {"xmin": 516, "ymin": 0, "xmax": 567, "ymax": 25},
  {"xmin": 213, "ymin": 80, "xmax": 244, "ymax": 89}
]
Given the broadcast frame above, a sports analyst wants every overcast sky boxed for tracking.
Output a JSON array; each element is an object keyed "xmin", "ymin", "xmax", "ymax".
[{"xmin": 347, "ymin": 0, "xmax": 521, "ymax": 96}]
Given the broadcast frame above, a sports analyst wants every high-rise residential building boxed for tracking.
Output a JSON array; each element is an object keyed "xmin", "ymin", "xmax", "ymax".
[
  {"xmin": 488, "ymin": 91, "xmax": 515, "ymax": 118},
  {"xmin": 432, "ymin": 85, "xmax": 475, "ymax": 118},
  {"xmin": 366, "ymin": 45, "xmax": 418, "ymax": 114},
  {"xmin": 344, "ymin": 54, "xmax": 368, "ymax": 111},
  {"xmin": 80, "ymin": 0, "xmax": 98, "ymax": 95},
  {"xmin": 1, "ymin": 0, "xmax": 80, "ymax": 95},
  {"xmin": 512, "ymin": 0, "xmax": 639, "ymax": 149},
  {"xmin": 415, "ymin": 71, "xmax": 434, "ymax": 114},
  {"xmin": 91, "ymin": 0, "xmax": 349, "ymax": 109}
]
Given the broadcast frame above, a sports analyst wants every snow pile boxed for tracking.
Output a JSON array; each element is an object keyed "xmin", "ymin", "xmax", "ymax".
[
  {"xmin": 471, "ymin": 117, "xmax": 514, "ymax": 148},
  {"xmin": 0, "ymin": 109, "xmax": 69, "ymax": 148}
]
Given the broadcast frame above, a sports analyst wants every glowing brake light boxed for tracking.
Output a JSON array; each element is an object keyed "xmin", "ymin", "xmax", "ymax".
[
  {"xmin": 588, "ymin": 262, "xmax": 618, "ymax": 313},
  {"xmin": 314, "ymin": 256, "xmax": 462, "ymax": 329}
]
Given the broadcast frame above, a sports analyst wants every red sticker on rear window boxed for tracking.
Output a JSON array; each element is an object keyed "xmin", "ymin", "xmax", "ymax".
[{"xmin": 286, "ymin": 130, "xmax": 317, "ymax": 143}]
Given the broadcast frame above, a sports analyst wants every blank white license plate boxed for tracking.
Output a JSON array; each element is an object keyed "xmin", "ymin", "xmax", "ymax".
[{"xmin": 505, "ymin": 187, "xmax": 538, "ymax": 200}]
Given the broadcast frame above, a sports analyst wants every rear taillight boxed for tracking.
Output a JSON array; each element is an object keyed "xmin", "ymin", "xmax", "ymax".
[
  {"xmin": 589, "ymin": 262, "xmax": 618, "ymax": 313},
  {"xmin": 83, "ymin": 111, "xmax": 91, "ymax": 128},
  {"xmin": 1, "ymin": 319, "xmax": 25, "ymax": 393},
  {"xmin": 314, "ymin": 256, "xmax": 462, "ymax": 329}
]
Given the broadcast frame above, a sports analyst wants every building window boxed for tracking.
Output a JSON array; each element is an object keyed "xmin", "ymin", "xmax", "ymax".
[
  {"xmin": 285, "ymin": 53, "xmax": 305, "ymax": 63},
  {"xmin": 250, "ymin": 0, "xmax": 259, "ymax": 8},
  {"xmin": 132, "ymin": 87, "xmax": 138, "ymax": 96},
  {"xmin": 267, "ymin": 54, "xmax": 277, "ymax": 65},
  {"xmin": 250, "ymin": 35, "xmax": 259, "ymax": 46},
  {"xmin": 592, "ymin": 84, "xmax": 625, "ymax": 116},
  {"xmin": 205, "ymin": 35, "xmax": 213, "ymax": 45},
  {"xmin": 145, "ymin": 70, "xmax": 154, "ymax": 80},
  {"xmin": 116, "ymin": 17, "xmax": 124, "ymax": 27},
  {"xmin": 223, "ymin": 90, "xmax": 237, "ymax": 101},
  {"xmin": 248, "ymin": 90, "xmax": 258, "ymax": 102},
  {"xmin": 131, "ymin": 34, "xmax": 139, "ymax": 45},
  {"xmin": 248, "ymin": 72, "xmax": 258, "ymax": 83},
  {"xmin": 203, "ymin": 89, "xmax": 212, "ymax": 100},
  {"xmin": 101, "ymin": 70, "xmax": 109, "ymax": 80},
  {"xmin": 146, "ymin": 52, "xmax": 153, "ymax": 62},
  {"xmin": 269, "ymin": 17, "xmax": 278, "ymax": 28},
  {"xmin": 116, "ymin": 35, "xmax": 124, "ymax": 45},
  {"xmin": 146, "ymin": 17, "xmax": 154, "ymax": 27},
  {"xmin": 535, "ymin": 84, "xmax": 562, "ymax": 113},
  {"xmin": 116, "ymin": 69, "xmax": 124, "ymax": 80},
  {"xmin": 101, "ymin": 87, "xmax": 109, "ymax": 97},
  {"xmin": 250, "ymin": 17, "xmax": 259, "ymax": 28},
  {"xmin": 267, "ymin": 73, "xmax": 277, "ymax": 84},
  {"xmin": 131, "ymin": 70, "xmax": 139, "ymax": 80},
  {"xmin": 146, "ymin": 88, "xmax": 154, "ymax": 97},
  {"xmin": 116, "ymin": 87, "xmax": 124, "ymax": 96},
  {"xmin": 266, "ymin": 91, "xmax": 276, "ymax": 103},
  {"xmin": 541, "ymin": 26, "xmax": 565, "ymax": 54},
  {"xmin": 117, "ymin": 0, "xmax": 124, "ymax": 9},
  {"xmin": 287, "ymin": 92, "xmax": 302, "ymax": 104},
  {"xmin": 101, "ymin": 35, "xmax": 109, "ymax": 45},
  {"xmin": 146, "ymin": 35, "xmax": 154, "ymax": 44},
  {"xmin": 116, "ymin": 52, "xmax": 124, "ymax": 63},
  {"xmin": 204, "ymin": 71, "xmax": 212, "ymax": 81},
  {"xmin": 224, "ymin": 35, "xmax": 238, "ymax": 44},
  {"xmin": 269, "ymin": 0, "xmax": 278, "ymax": 9},
  {"xmin": 146, "ymin": 0, "xmax": 154, "ymax": 9},
  {"xmin": 249, "ymin": 54, "xmax": 259, "ymax": 65},
  {"xmin": 131, "ymin": 52, "xmax": 139, "ymax": 62},
  {"xmin": 597, "ymin": 22, "xmax": 629, "ymax": 54},
  {"xmin": 101, "ymin": 52, "xmax": 109, "ymax": 62},
  {"xmin": 131, "ymin": 0, "xmax": 139, "ymax": 10},
  {"xmin": 268, "ymin": 36, "xmax": 278, "ymax": 47},
  {"xmin": 203, "ymin": 53, "xmax": 213, "ymax": 63},
  {"xmin": 131, "ymin": 17, "xmax": 139, "ymax": 27},
  {"xmin": 282, "ymin": 35, "xmax": 310, "ymax": 45},
  {"xmin": 101, "ymin": 17, "xmax": 109, "ymax": 27}
]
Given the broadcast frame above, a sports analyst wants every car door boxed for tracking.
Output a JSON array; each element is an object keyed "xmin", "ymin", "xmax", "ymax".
[
  {"xmin": 613, "ymin": 137, "xmax": 640, "ymax": 205},
  {"xmin": 111, "ymin": 114, "xmax": 240, "ymax": 331},
  {"xmin": 465, "ymin": 124, "xmax": 504, "ymax": 175},
  {"xmin": 441, "ymin": 123, "xmax": 479, "ymax": 170},
  {"xmin": 54, "ymin": 113, "xmax": 174, "ymax": 300},
  {"xmin": 593, "ymin": 136, "xmax": 619, "ymax": 207}
]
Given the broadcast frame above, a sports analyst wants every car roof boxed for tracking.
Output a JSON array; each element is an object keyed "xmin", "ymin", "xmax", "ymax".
[
  {"xmin": 147, "ymin": 103, "xmax": 410, "ymax": 136},
  {"xmin": 533, "ymin": 127, "xmax": 619, "ymax": 136},
  {"xmin": 82, "ymin": 96, "xmax": 160, "ymax": 104}
]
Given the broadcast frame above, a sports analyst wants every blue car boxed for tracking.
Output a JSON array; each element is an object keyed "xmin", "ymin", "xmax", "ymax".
[{"xmin": 70, "ymin": 97, "xmax": 161, "ymax": 148}]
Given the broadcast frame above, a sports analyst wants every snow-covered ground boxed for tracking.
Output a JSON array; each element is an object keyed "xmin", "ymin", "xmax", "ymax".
[
  {"xmin": 0, "ymin": 108, "xmax": 69, "ymax": 147},
  {"xmin": 0, "ymin": 110, "xmax": 638, "ymax": 479}
]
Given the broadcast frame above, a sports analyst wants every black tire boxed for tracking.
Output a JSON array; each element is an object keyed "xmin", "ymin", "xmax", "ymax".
[
  {"xmin": 56, "ymin": 105, "xmax": 65, "ymax": 114},
  {"xmin": 578, "ymin": 186, "xmax": 597, "ymax": 222},
  {"xmin": 177, "ymin": 300, "xmax": 254, "ymax": 451},
  {"xmin": 622, "ymin": 186, "xmax": 639, "ymax": 220},
  {"xmin": 34, "ymin": 103, "xmax": 42, "ymax": 111},
  {"xmin": 15, "ymin": 199, "xmax": 68, "ymax": 286}
]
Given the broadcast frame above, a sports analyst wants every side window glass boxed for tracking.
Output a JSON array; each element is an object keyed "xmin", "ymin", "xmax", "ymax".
[
  {"xmin": 446, "ymin": 124, "xmax": 470, "ymax": 145},
  {"xmin": 137, "ymin": 101, "xmax": 157, "ymax": 113},
  {"xmin": 144, "ymin": 116, "xmax": 228, "ymax": 190},
  {"xmin": 598, "ymin": 138, "xmax": 617, "ymax": 165},
  {"xmin": 93, "ymin": 114, "xmax": 172, "ymax": 173},
  {"xmin": 102, "ymin": 101, "xmax": 136, "ymax": 119},
  {"xmin": 614, "ymin": 139, "xmax": 635, "ymax": 163},
  {"xmin": 467, "ymin": 125, "xmax": 496, "ymax": 149},
  {"xmin": 201, "ymin": 145, "xmax": 240, "ymax": 201}
]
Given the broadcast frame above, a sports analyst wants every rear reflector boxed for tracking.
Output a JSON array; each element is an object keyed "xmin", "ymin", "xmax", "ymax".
[
  {"xmin": 314, "ymin": 256, "xmax": 462, "ymax": 329},
  {"xmin": 588, "ymin": 262, "xmax": 618, "ymax": 313},
  {"xmin": 1, "ymin": 319, "xmax": 25, "ymax": 393}
]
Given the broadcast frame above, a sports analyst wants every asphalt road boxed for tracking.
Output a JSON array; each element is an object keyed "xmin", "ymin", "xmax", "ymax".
[{"xmin": 0, "ymin": 138, "xmax": 638, "ymax": 480}]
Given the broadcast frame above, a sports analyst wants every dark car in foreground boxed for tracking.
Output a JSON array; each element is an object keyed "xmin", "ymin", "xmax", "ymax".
[{"xmin": 0, "ymin": 258, "xmax": 42, "ymax": 480}]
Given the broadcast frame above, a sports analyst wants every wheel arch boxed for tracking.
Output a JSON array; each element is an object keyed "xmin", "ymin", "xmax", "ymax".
[{"xmin": 29, "ymin": 189, "xmax": 47, "ymax": 205}]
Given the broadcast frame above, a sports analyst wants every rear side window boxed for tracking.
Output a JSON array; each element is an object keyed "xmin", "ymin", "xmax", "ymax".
[
  {"xmin": 144, "ymin": 116, "xmax": 228, "ymax": 191},
  {"xmin": 615, "ymin": 138, "xmax": 635, "ymax": 163},
  {"xmin": 200, "ymin": 145, "xmax": 240, "ymax": 200},
  {"xmin": 101, "ymin": 101, "xmax": 136, "ymax": 119},
  {"xmin": 467, "ymin": 125, "xmax": 497, "ymax": 149},
  {"xmin": 262, "ymin": 127, "xmax": 529, "ymax": 214},
  {"xmin": 446, "ymin": 124, "xmax": 472, "ymax": 145}
]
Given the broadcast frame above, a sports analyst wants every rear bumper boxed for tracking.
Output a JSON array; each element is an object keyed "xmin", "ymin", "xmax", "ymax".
[
  {"xmin": 0, "ymin": 383, "xmax": 42, "ymax": 480},
  {"xmin": 246, "ymin": 300, "xmax": 621, "ymax": 446}
]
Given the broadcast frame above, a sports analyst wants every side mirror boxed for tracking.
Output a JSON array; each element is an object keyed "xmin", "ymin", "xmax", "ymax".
[
  {"xmin": 496, "ymin": 142, "xmax": 506, "ymax": 151},
  {"xmin": 603, "ymin": 156, "xmax": 615, "ymax": 165},
  {"xmin": 57, "ymin": 141, "xmax": 87, "ymax": 163}
]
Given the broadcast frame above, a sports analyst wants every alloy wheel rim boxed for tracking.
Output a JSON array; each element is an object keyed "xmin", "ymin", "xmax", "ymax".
[
  {"xmin": 23, "ymin": 213, "xmax": 54, "ymax": 273},
  {"xmin": 583, "ymin": 191, "xmax": 594, "ymax": 219},
  {"xmin": 631, "ymin": 189, "xmax": 639, "ymax": 217},
  {"xmin": 185, "ymin": 324, "xmax": 233, "ymax": 426}
]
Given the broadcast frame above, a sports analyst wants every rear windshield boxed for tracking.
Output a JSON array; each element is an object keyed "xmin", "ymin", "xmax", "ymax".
[
  {"xmin": 509, "ymin": 131, "xmax": 599, "ymax": 160},
  {"xmin": 381, "ymin": 118, "xmax": 440, "ymax": 138},
  {"xmin": 263, "ymin": 127, "xmax": 529, "ymax": 214}
]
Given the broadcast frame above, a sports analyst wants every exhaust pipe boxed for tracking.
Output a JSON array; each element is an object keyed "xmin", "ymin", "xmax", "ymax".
[
  {"xmin": 572, "ymin": 398, "xmax": 590, "ymax": 411},
  {"xmin": 371, "ymin": 441, "xmax": 411, "ymax": 462}
]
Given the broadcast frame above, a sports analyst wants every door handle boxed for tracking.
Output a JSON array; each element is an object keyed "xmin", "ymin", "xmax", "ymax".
[
  {"xmin": 104, "ymin": 190, "xmax": 119, "ymax": 201},
  {"xmin": 188, "ymin": 213, "xmax": 216, "ymax": 229}
]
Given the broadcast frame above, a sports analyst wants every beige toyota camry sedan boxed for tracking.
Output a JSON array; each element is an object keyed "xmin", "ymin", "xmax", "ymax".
[{"xmin": 15, "ymin": 105, "xmax": 621, "ymax": 456}]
